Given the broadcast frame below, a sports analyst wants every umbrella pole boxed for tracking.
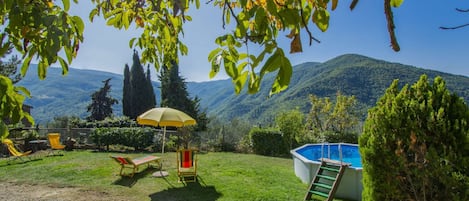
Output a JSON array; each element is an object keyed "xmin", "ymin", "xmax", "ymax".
[{"xmin": 162, "ymin": 126, "xmax": 166, "ymax": 154}]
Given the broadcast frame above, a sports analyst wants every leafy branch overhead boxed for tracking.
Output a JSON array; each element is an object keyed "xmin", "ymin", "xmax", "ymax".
[
  {"xmin": 208, "ymin": 0, "xmax": 404, "ymax": 95},
  {"xmin": 88, "ymin": 0, "xmax": 404, "ymax": 95},
  {"xmin": 2, "ymin": 0, "xmax": 404, "ymax": 95},
  {"xmin": 0, "ymin": 0, "xmax": 406, "ymax": 134}
]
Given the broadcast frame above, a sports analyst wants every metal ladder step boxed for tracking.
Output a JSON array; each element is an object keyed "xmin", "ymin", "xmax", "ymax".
[
  {"xmin": 317, "ymin": 174, "xmax": 336, "ymax": 181},
  {"xmin": 310, "ymin": 190, "xmax": 329, "ymax": 198},
  {"xmin": 320, "ymin": 165, "xmax": 340, "ymax": 172},
  {"xmin": 312, "ymin": 182, "xmax": 332, "ymax": 190}
]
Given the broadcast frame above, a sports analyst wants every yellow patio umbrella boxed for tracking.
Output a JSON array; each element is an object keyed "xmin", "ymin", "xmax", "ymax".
[{"xmin": 137, "ymin": 107, "xmax": 197, "ymax": 153}]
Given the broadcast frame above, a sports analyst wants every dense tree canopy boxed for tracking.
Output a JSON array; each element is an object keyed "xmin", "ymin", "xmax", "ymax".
[
  {"xmin": 124, "ymin": 51, "xmax": 156, "ymax": 119},
  {"xmin": 306, "ymin": 92, "xmax": 360, "ymax": 142},
  {"xmin": 0, "ymin": 0, "xmax": 405, "ymax": 137},
  {"xmin": 87, "ymin": 78, "xmax": 118, "ymax": 121},
  {"xmin": 159, "ymin": 62, "xmax": 208, "ymax": 131},
  {"xmin": 360, "ymin": 75, "xmax": 469, "ymax": 200}
]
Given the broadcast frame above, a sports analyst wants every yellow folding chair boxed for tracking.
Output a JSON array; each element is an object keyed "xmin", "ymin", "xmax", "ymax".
[
  {"xmin": 2, "ymin": 138, "xmax": 32, "ymax": 163},
  {"xmin": 177, "ymin": 149, "xmax": 198, "ymax": 182},
  {"xmin": 47, "ymin": 133, "xmax": 65, "ymax": 156}
]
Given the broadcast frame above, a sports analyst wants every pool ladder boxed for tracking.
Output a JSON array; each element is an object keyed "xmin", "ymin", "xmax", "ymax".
[
  {"xmin": 320, "ymin": 143, "xmax": 344, "ymax": 165},
  {"xmin": 304, "ymin": 158, "xmax": 350, "ymax": 201},
  {"xmin": 305, "ymin": 143, "xmax": 349, "ymax": 201}
]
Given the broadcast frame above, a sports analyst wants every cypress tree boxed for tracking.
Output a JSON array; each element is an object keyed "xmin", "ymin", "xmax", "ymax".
[
  {"xmin": 122, "ymin": 64, "xmax": 131, "ymax": 117},
  {"xmin": 159, "ymin": 61, "xmax": 208, "ymax": 131},
  {"xmin": 146, "ymin": 65, "xmax": 156, "ymax": 108},
  {"xmin": 129, "ymin": 50, "xmax": 152, "ymax": 119}
]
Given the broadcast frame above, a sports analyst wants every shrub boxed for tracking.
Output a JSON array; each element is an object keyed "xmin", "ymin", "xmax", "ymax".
[
  {"xmin": 275, "ymin": 108, "xmax": 305, "ymax": 151},
  {"xmin": 249, "ymin": 127, "xmax": 286, "ymax": 156},
  {"xmin": 359, "ymin": 75, "xmax": 469, "ymax": 201},
  {"xmin": 322, "ymin": 131, "xmax": 358, "ymax": 144},
  {"xmin": 90, "ymin": 127, "xmax": 154, "ymax": 151}
]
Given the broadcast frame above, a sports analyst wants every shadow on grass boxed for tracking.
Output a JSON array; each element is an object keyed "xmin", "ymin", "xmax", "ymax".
[
  {"xmin": 149, "ymin": 176, "xmax": 222, "ymax": 201},
  {"xmin": 112, "ymin": 166, "xmax": 157, "ymax": 187},
  {"xmin": 0, "ymin": 155, "xmax": 43, "ymax": 167}
]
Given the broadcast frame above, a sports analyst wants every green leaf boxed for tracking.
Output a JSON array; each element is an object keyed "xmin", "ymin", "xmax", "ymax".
[
  {"xmin": 72, "ymin": 16, "xmax": 85, "ymax": 33},
  {"xmin": 179, "ymin": 43, "xmax": 188, "ymax": 55},
  {"xmin": 21, "ymin": 55, "xmax": 33, "ymax": 77},
  {"xmin": 233, "ymin": 71, "xmax": 248, "ymax": 94},
  {"xmin": 58, "ymin": 57, "xmax": 69, "ymax": 75},
  {"xmin": 107, "ymin": 17, "xmax": 117, "ymax": 26},
  {"xmin": 270, "ymin": 52, "xmax": 292, "ymax": 95},
  {"xmin": 38, "ymin": 62, "xmax": 47, "ymax": 80},
  {"xmin": 237, "ymin": 61, "xmax": 248, "ymax": 73},
  {"xmin": 0, "ymin": 121, "xmax": 9, "ymax": 139},
  {"xmin": 208, "ymin": 48, "xmax": 222, "ymax": 61},
  {"xmin": 65, "ymin": 46, "xmax": 73, "ymax": 63},
  {"xmin": 390, "ymin": 0, "xmax": 404, "ymax": 7},
  {"xmin": 312, "ymin": 8, "xmax": 330, "ymax": 32},
  {"xmin": 123, "ymin": 11, "xmax": 130, "ymax": 30},
  {"xmin": 15, "ymin": 86, "xmax": 31, "ymax": 98},
  {"xmin": 248, "ymin": 74, "xmax": 260, "ymax": 94},
  {"xmin": 209, "ymin": 68, "xmax": 218, "ymax": 79},
  {"xmin": 224, "ymin": 59, "xmax": 237, "ymax": 78},
  {"xmin": 62, "ymin": 0, "xmax": 70, "ymax": 11},
  {"xmin": 260, "ymin": 50, "xmax": 280, "ymax": 76},
  {"xmin": 129, "ymin": 38, "xmax": 136, "ymax": 48},
  {"xmin": 89, "ymin": 8, "xmax": 99, "ymax": 22}
]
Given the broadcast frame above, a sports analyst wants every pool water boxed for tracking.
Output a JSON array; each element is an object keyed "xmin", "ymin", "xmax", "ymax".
[{"xmin": 296, "ymin": 144, "xmax": 362, "ymax": 168}]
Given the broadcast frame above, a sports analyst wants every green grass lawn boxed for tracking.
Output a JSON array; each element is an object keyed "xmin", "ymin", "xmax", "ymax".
[{"xmin": 0, "ymin": 150, "xmax": 346, "ymax": 201}]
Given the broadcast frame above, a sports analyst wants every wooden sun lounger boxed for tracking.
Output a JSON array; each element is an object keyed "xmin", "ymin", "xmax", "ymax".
[{"xmin": 110, "ymin": 155, "xmax": 161, "ymax": 177}]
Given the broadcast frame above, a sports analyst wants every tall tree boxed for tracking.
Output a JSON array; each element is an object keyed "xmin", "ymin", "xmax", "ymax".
[
  {"xmin": 159, "ymin": 62, "xmax": 208, "ymax": 131},
  {"xmin": 127, "ymin": 50, "xmax": 156, "ymax": 119},
  {"xmin": 146, "ymin": 65, "xmax": 156, "ymax": 108},
  {"xmin": 305, "ymin": 92, "xmax": 360, "ymax": 142},
  {"xmin": 87, "ymin": 78, "xmax": 118, "ymax": 121},
  {"xmin": 360, "ymin": 75, "xmax": 469, "ymax": 201},
  {"xmin": 122, "ymin": 64, "xmax": 131, "ymax": 117},
  {"xmin": 0, "ymin": 54, "xmax": 21, "ymax": 84}
]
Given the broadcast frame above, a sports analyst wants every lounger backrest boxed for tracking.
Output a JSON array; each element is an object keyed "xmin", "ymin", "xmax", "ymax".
[
  {"xmin": 180, "ymin": 149, "xmax": 194, "ymax": 168},
  {"xmin": 110, "ymin": 156, "xmax": 133, "ymax": 165},
  {"xmin": 2, "ymin": 139, "xmax": 22, "ymax": 156},
  {"xmin": 48, "ymin": 133, "xmax": 63, "ymax": 149}
]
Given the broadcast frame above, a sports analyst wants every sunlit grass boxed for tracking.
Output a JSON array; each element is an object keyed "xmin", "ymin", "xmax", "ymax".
[{"xmin": 0, "ymin": 150, "xmax": 350, "ymax": 201}]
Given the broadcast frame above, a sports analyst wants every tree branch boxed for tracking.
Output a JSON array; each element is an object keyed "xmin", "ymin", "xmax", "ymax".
[
  {"xmin": 350, "ymin": 0, "xmax": 359, "ymax": 10},
  {"xmin": 299, "ymin": 0, "xmax": 320, "ymax": 45},
  {"xmin": 440, "ymin": 23, "xmax": 469, "ymax": 30},
  {"xmin": 384, "ymin": 0, "xmax": 400, "ymax": 52},
  {"xmin": 456, "ymin": 8, "xmax": 469, "ymax": 12},
  {"xmin": 225, "ymin": 0, "xmax": 241, "ymax": 27}
]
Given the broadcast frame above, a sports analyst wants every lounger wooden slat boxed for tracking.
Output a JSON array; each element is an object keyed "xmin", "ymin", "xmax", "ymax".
[{"xmin": 110, "ymin": 155, "xmax": 161, "ymax": 177}]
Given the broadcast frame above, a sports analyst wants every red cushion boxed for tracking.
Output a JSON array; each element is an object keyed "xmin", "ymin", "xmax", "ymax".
[
  {"xmin": 181, "ymin": 150, "xmax": 193, "ymax": 168},
  {"xmin": 117, "ymin": 157, "xmax": 128, "ymax": 164}
]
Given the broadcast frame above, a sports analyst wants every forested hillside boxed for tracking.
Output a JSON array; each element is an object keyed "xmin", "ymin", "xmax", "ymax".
[
  {"xmin": 18, "ymin": 66, "xmax": 161, "ymax": 124},
  {"xmin": 18, "ymin": 54, "xmax": 469, "ymax": 125},
  {"xmin": 188, "ymin": 54, "xmax": 469, "ymax": 124}
]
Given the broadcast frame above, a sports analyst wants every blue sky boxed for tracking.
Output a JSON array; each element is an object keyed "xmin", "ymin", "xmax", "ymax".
[{"xmin": 67, "ymin": 1, "xmax": 469, "ymax": 82}]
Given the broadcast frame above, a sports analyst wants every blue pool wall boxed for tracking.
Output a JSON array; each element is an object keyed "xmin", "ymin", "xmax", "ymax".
[{"xmin": 291, "ymin": 143, "xmax": 363, "ymax": 201}]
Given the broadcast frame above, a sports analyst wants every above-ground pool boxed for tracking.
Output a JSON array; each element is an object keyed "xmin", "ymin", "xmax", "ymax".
[{"xmin": 291, "ymin": 143, "xmax": 363, "ymax": 201}]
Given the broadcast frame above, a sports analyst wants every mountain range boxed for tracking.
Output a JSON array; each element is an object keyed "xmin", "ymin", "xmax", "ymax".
[{"xmin": 17, "ymin": 54, "xmax": 469, "ymax": 125}]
